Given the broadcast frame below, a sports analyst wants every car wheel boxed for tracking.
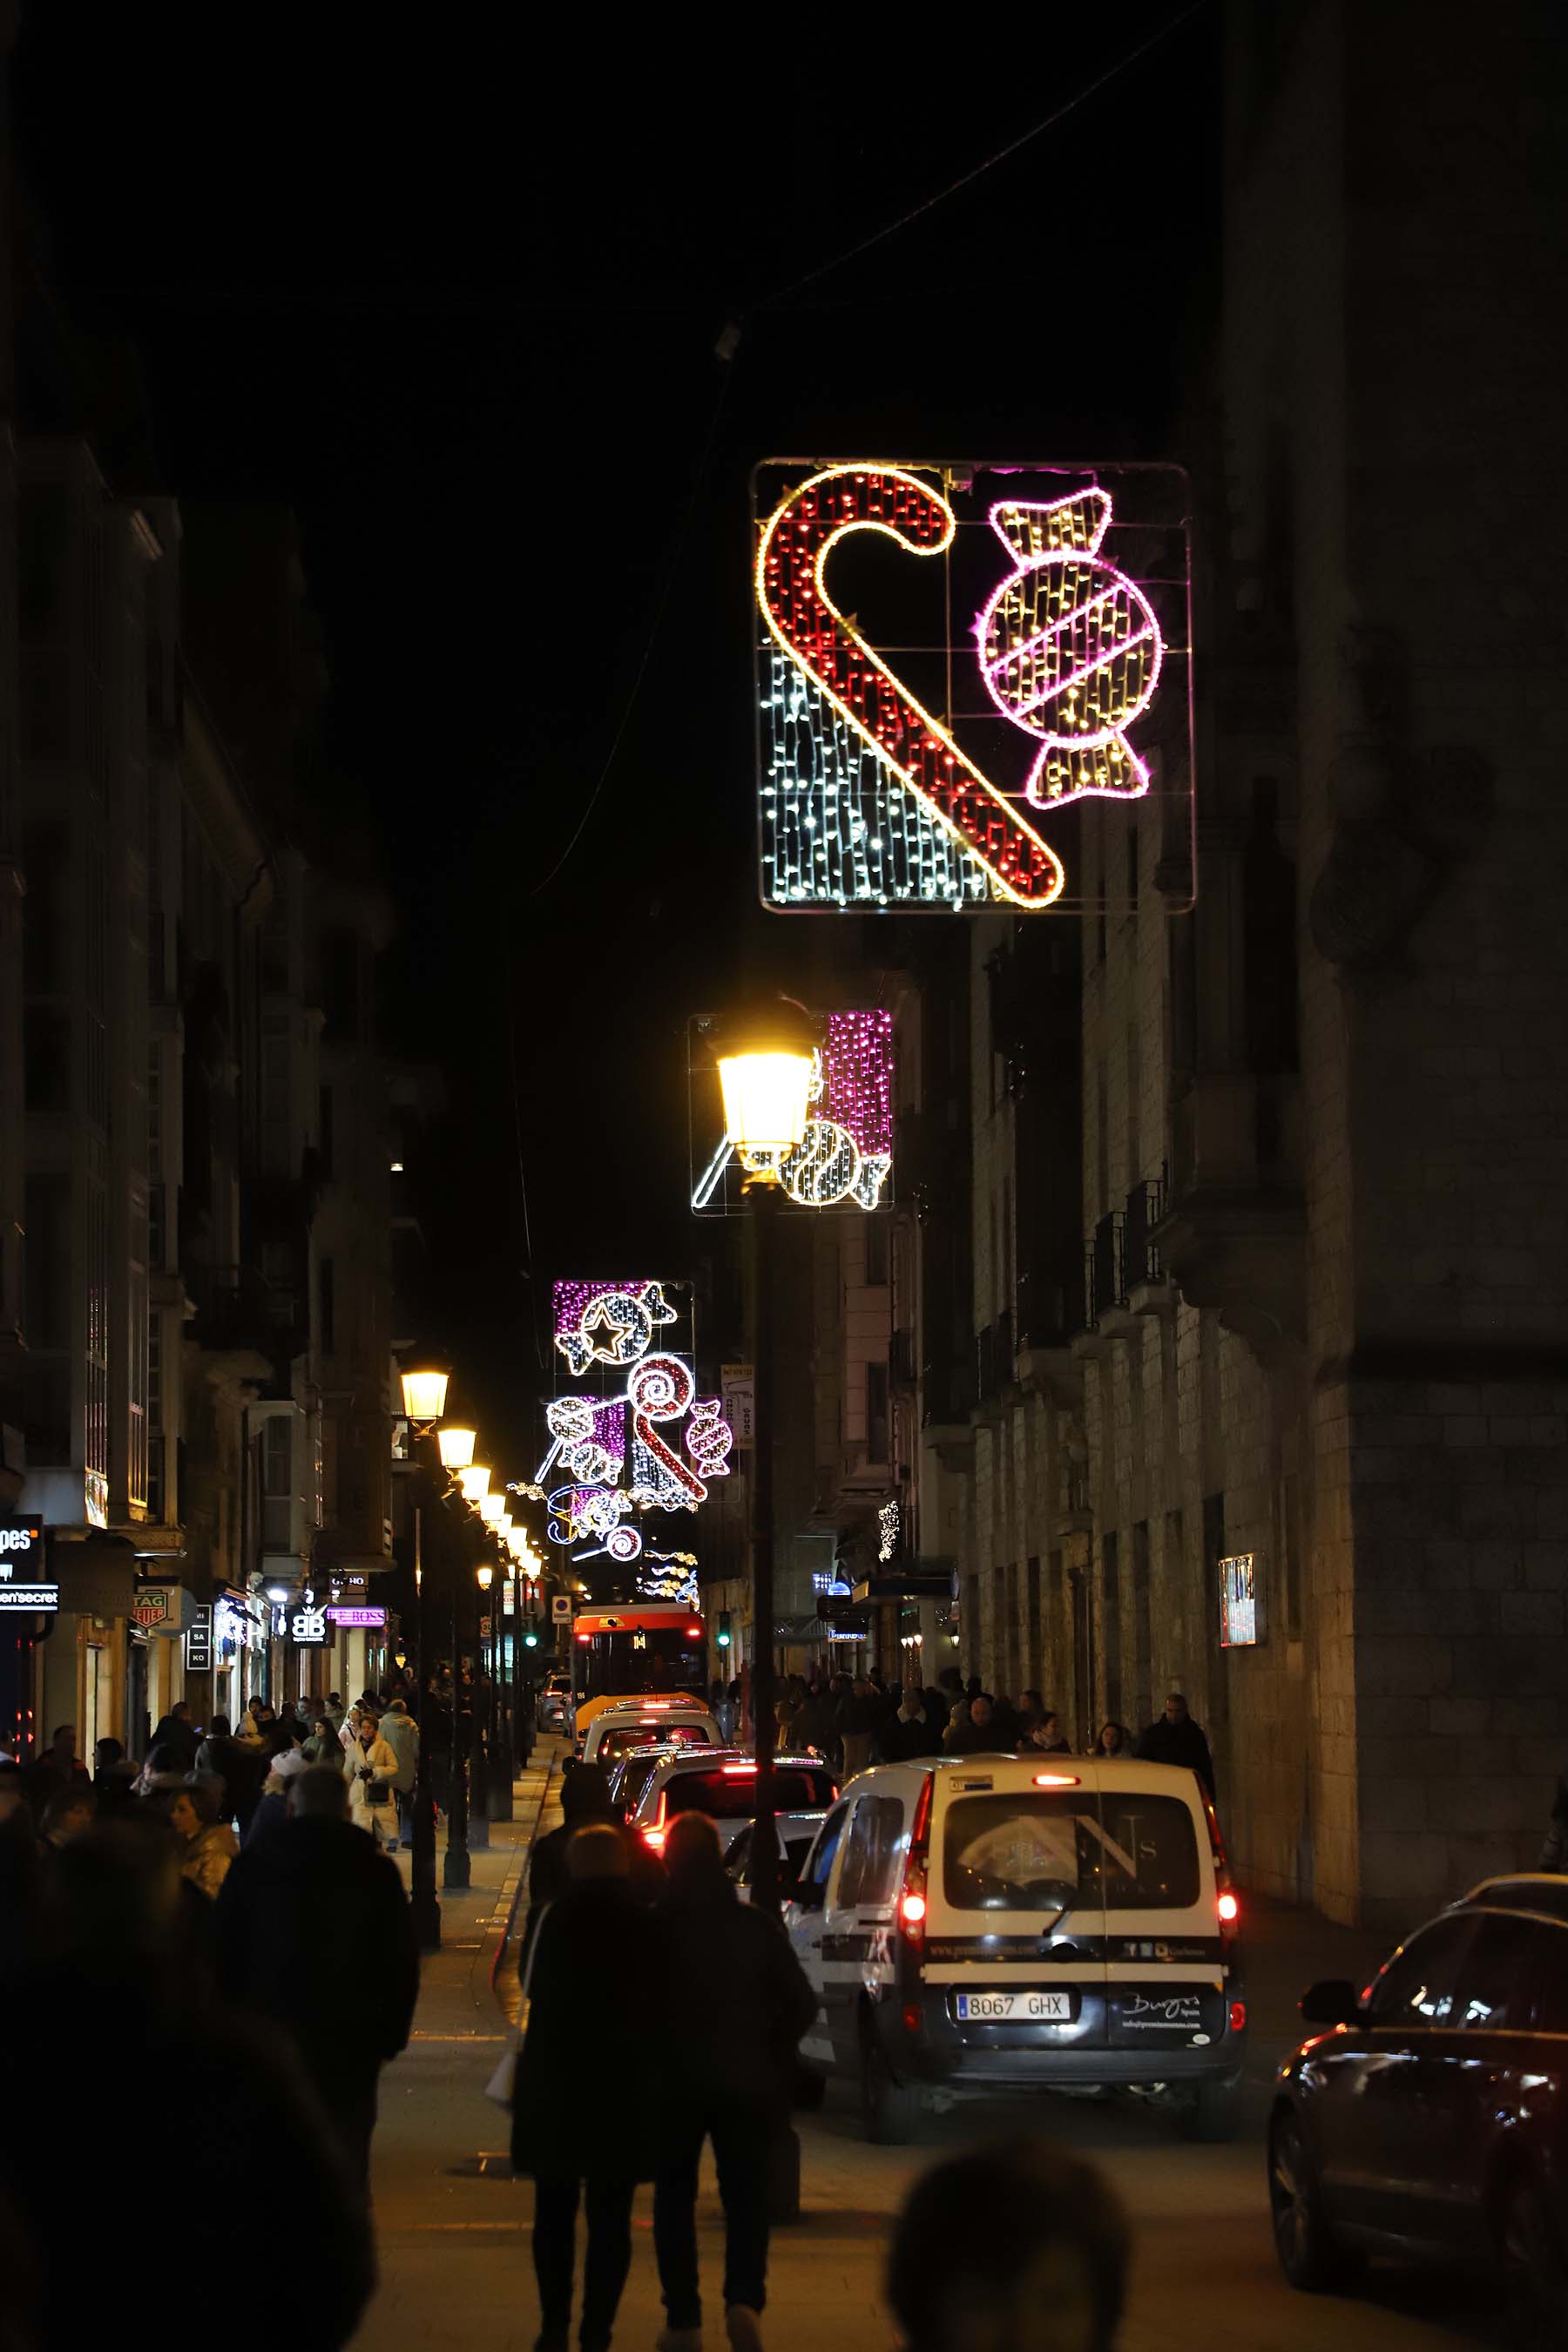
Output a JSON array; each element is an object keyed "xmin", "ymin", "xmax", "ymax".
[
  {"xmin": 1268, "ymin": 2112, "xmax": 1355, "ymax": 2292},
  {"xmin": 1500, "ymin": 2172, "xmax": 1568, "ymax": 2350},
  {"xmin": 1179, "ymin": 2072, "xmax": 1243, "ymax": 2144},
  {"xmin": 860, "ymin": 2030, "xmax": 918, "ymax": 2145}
]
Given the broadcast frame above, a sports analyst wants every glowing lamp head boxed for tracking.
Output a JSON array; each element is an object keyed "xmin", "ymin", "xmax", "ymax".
[
  {"xmin": 476, "ymin": 1565, "xmax": 494, "ymax": 1592},
  {"xmin": 713, "ymin": 999, "xmax": 819, "ymax": 1160},
  {"xmin": 479, "ymin": 1492, "xmax": 505, "ymax": 1525},
  {"xmin": 437, "ymin": 1424, "xmax": 477, "ymax": 1471},
  {"xmin": 399, "ymin": 1361, "xmax": 450, "ymax": 1427}
]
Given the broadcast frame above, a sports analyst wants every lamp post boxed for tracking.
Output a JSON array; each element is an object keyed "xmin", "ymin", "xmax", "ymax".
[
  {"xmin": 476, "ymin": 1562, "xmax": 504, "ymax": 1820},
  {"xmin": 399, "ymin": 1356, "xmax": 453, "ymax": 1952},
  {"xmin": 711, "ymin": 1002, "xmax": 817, "ymax": 1919}
]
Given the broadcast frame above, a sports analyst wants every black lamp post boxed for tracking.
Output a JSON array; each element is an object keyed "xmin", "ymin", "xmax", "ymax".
[
  {"xmin": 710, "ymin": 1001, "xmax": 818, "ymax": 1920},
  {"xmin": 398, "ymin": 1358, "xmax": 457, "ymax": 1954}
]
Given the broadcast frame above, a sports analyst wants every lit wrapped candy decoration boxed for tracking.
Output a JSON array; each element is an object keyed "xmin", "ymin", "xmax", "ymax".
[{"xmin": 975, "ymin": 488, "xmax": 1162, "ymax": 807}]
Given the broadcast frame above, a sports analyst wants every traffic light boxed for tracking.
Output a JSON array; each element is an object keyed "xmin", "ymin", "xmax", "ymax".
[
  {"xmin": 717, "ymin": 1610, "xmax": 732, "ymax": 1650},
  {"xmin": 523, "ymin": 1624, "xmax": 539, "ymax": 1649}
]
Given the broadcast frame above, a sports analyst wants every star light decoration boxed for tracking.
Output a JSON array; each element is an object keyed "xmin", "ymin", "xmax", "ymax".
[
  {"xmin": 754, "ymin": 463, "xmax": 1172, "ymax": 910},
  {"xmin": 693, "ymin": 1009, "xmax": 895, "ymax": 1213},
  {"xmin": 539, "ymin": 1281, "xmax": 733, "ymax": 1567}
]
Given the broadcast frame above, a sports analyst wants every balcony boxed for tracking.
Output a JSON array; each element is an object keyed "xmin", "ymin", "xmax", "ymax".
[
  {"xmin": 1123, "ymin": 1175, "xmax": 1173, "ymax": 1313},
  {"xmin": 1014, "ymin": 1258, "xmax": 1082, "ymax": 1404},
  {"xmin": 1155, "ymin": 1073, "xmax": 1305, "ymax": 1362}
]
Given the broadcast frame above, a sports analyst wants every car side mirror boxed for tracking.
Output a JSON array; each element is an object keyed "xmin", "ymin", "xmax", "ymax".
[{"xmin": 1299, "ymin": 1977, "xmax": 1361, "ymax": 2027}]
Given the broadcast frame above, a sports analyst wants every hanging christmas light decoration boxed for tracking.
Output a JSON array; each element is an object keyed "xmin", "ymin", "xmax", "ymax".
[{"xmin": 694, "ymin": 1009, "xmax": 895, "ymax": 1213}]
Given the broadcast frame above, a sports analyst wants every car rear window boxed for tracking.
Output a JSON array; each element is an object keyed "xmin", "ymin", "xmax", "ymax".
[
  {"xmin": 666, "ymin": 1767, "xmax": 837, "ymax": 1818},
  {"xmin": 598, "ymin": 1720, "xmax": 710, "ymax": 1763},
  {"xmin": 943, "ymin": 1792, "xmax": 1201, "ymax": 1913}
]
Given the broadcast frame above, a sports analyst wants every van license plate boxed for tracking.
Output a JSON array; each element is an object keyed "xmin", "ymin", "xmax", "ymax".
[{"xmin": 955, "ymin": 1990, "xmax": 1074, "ymax": 2023}]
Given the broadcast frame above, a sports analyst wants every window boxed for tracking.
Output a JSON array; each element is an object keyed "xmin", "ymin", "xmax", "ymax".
[
  {"xmin": 1450, "ymin": 1913, "xmax": 1540, "ymax": 2032},
  {"xmin": 1527, "ymin": 1924, "xmax": 1568, "ymax": 2033},
  {"xmin": 805, "ymin": 1804, "xmax": 848, "ymax": 1898},
  {"xmin": 942, "ymin": 1791, "xmax": 1200, "ymax": 1916},
  {"xmin": 1367, "ymin": 1917, "xmax": 1475, "ymax": 2030},
  {"xmin": 866, "ymin": 1362, "xmax": 889, "ymax": 1464},
  {"xmin": 665, "ymin": 1767, "xmax": 836, "ymax": 1821},
  {"xmin": 836, "ymin": 1794, "xmax": 906, "ymax": 1909}
]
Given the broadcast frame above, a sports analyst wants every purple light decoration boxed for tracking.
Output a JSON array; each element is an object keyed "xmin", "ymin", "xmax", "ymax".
[
  {"xmin": 552, "ymin": 1280, "xmax": 656, "ymax": 1338},
  {"xmin": 591, "ymin": 1400, "xmax": 626, "ymax": 1477},
  {"xmin": 821, "ymin": 1010, "xmax": 894, "ymax": 1160}
]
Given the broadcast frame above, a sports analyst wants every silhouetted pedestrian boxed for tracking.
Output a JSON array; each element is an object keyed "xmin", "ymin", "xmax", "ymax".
[{"xmin": 1135, "ymin": 1693, "xmax": 1215, "ymax": 1799}]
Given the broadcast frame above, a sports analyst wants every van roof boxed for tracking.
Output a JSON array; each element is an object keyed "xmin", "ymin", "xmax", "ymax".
[{"xmin": 857, "ymin": 1754, "xmax": 1206, "ymax": 1800}]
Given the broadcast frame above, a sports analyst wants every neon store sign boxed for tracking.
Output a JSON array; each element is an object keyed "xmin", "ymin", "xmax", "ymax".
[
  {"xmin": 754, "ymin": 460, "xmax": 1191, "ymax": 911},
  {"xmin": 528, "ymin": 1281, "xmax": 733, "ymax": 1571}
]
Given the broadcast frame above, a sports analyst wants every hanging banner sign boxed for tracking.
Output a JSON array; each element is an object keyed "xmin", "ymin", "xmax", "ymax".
[
  {"xmin": 185, "ymin": 1604, "xmax": 213, "ymax": 1674},
  {"xmin": 325, "ymin": 1605, "xmax": 387, "ymax": 1629},
  {"xmin": 1219, "ymin": 1554, "xmax": 1259, "ymax": 1648},
  {"xmin": 753, "ymin": 458, "xmax": 1193, "ymax": 915}
]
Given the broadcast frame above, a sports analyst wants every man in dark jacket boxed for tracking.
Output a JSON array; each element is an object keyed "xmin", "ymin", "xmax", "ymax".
[
  {"xmin": 652, "ymin": 1812, "xmax": 816, "ymax": 2351},
  {"xmin": 148, "ymin": 1701, "xmax": 199, "ymax": 1774},
  {"xmin": 214, "ymin": 1763, "xmax": 418, "ymax": 2184},
  {"xmin": 24, "ymin": 1726, "xmax": 90, "ymax": 1821},
  {"xmin": 877, "ymin": 1687, "xmax": 942, "ymax": 1764},
  {"xmin": 513, "ymin": 1825, "xmax": 666, "ymax": 2352},
  {"xmin": 1135, "ymin": 1693, "xmax": 1216, "ymax": 1800},
  {"xmin": 945, "ymin": 1693, "xmax": 1007, "ymax": 1755},
  {"xmin": 520, "ymin": 1761, "xmax": 662, "ymax": 1968}
]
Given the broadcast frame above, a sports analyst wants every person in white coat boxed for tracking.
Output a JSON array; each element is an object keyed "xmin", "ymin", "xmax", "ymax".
[{"xmin": 345, "ymin": 1711, "xmax": 399, "ymax": 1847}]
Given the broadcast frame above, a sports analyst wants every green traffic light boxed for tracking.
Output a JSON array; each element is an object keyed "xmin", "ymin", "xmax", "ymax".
[
  {"xmin": 716, "ymin": 1631, "xmax": 731, "ymax": 1647},
  {"xmin": 523, "ymin": 1630, "xmax": 539, "ymax": 1648}
]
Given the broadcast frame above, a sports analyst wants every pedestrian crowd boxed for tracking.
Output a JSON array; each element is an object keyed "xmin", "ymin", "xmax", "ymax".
[
  {"xmin": 709, "ymin": 1663, "xmax": 1216, "ymax": 1799},
  {"xmin": 0, "ymin": 1684, "xmax": 426, "ymax": 2352}
]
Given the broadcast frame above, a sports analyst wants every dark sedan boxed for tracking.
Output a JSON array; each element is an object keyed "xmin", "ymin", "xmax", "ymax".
[{"xmin": 1267, "ymin": 1876, "xmax": 1568, "ymax": 2347}]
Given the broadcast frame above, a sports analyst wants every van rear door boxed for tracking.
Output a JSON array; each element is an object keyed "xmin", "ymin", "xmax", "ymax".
[
  {"xmin": 925, "ymin": 1764, "xmax": 1109, "ymax": 2050},
  {"xmin": 1095, "ymin": 1768, "xmax": 1229, "ymax": 2053}
]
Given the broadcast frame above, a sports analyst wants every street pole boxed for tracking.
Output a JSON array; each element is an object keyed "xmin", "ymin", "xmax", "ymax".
[
  {"xmin": 747, "ymin": 1177, "xmax": 781, "ymax": 1918},
  {"xmin": 409, "ymin": 1500, "xmax": 441, "ymax": 1950},
  {"xmin": 443, "ymin": 1562, "xmax": 470, "ymax": 1889}
]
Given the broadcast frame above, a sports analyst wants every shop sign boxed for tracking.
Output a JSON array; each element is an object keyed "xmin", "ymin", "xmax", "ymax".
[
  {"xmin": 185, "ymin": 1604, "xmax": 213, "ymax": 1674},
  {"xmin": 214, "ymin": 1595, "xmax": 267, "ymax": 1654},
  {"xmin": 131, "ymin": 1583, "xmax": 178, "ymax": 1631},
  {"xmin": 721, "ymin": 1366, "xmax": 755, "ymax": 1443},
  {"xmin": 288, "ymin": 1600, "xmax": 329, "ymax": 1647},
  {"xmin": 0, "ymin": 1517, "xmax": 56, "ymax": 1613},
  {"xmin": 1219, "ymin": 1554, "xmax": 1259, "ymax": 1648},
  {"xmin": 325, "ymin": 1605, "xmax": 387, "ymax": 1629}
]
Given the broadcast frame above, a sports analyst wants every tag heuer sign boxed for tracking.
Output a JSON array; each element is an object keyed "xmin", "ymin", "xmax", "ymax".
[{"xmin": 131, "ymin": 1585, "xmax": 175, "ymax": 1631}]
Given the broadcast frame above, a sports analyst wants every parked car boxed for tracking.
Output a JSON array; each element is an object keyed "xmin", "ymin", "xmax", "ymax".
[
  {"xmin": 606, "ymin": 1745, "xmax": 684, "ymax": 1826},
  {"xmin": 627, "ymin": 1750, "xmax": 839, "ymax": 1861},
  {"xmin": 785, "ymin": 1753, "xmax": 1246, "ymax": 2145},
  {"xmin": 724, "ymin": 1815, "xmax": 828, "ymax": 1900},
  {"xmin": 536, "ymin": 1673, "xmax": 572, "ymax": 1734},
  {"xmin": 579, "ymin": 1697, "xmax": 721, "ymax": 1770},
  {"xmin": 1268, "ymin": 1875, "xmax": 1568, "ymax": 2346}
]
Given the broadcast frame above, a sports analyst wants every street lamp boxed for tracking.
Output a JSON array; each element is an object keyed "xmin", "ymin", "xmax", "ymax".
[
  {"xmin": 457, "ymin": 1463, "xmax": 491, "ymax": 1504},
  {"xmin": 437, "ymin": 1425, "xmax": 477, "ymax": 1471},
  {"xmin": 710, "ymin": 1000, "xmax": 816, "ymax": 1919},
  {"xmin": 398, "ymin": 1355, "xmax": 456, "ymax": 1951}
]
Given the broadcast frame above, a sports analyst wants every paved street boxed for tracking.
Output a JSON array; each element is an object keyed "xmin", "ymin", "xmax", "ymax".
[{"xmin": 352, "ymin": 1750, "xmax": 1501, "ymax": 2352}]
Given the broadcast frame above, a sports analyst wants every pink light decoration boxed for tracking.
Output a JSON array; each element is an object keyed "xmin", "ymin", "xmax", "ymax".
[
  {"xmin": 552, "ymin": 1280, "xmax": 656, "ymax": 1340},
  {"xmin": 974, "ymin": 487, "xmax": 1163, "ymax": 808},
  {"xmin": 821, "ymin": 1010, "xmax": 894, "ymax": 1161}
]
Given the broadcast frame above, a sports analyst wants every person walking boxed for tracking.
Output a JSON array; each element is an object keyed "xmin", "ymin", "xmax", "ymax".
[
  {"xmin": 512, "ymin": 1823, "xmax": 665, "ymax": 2352},
  {"xmin": 346, "ymin": 1711, "xmax": 399, "ymax": 1846},
  {"xmin": 215, "ymin": 1763, "xmax": 418, "ymax": 2186},
  {"xmin": 1091, "ymin": 1720, "xmax": 1134, "ymax": 1759},
  {"xmin": 24, "ymin": 1726, "xmax": 90, "ymax": 1821},
  {"xmin": 876, "ymin": 1687, "xmax": 941, "ymax": 1763},
  {"xmin": 945, "ymin": 1693, "xmax": 1004, "ymax": 1754},
  {"xmin": 887, "ymin": 2135, "xmax": 1130, "ymax": 2352},
  {"xmin": 169, "ymin": 1781, "xmax": 240, "ymax": 1899},
  {"xmin": 838, "ymin": 1675, "xmax": 882, "ymax": 1781},
  {"xmin": 652, "ymin": 1812, "xmax": 816, "ymax": 2352},
  {"xmin": 378, "ymin": 1697, "xmax": 420, "ymax": 1852},
  {"xmin": 1135, "ymin": 1692, "xmax": 1216, "ymax": 1799},
  {"xmin": 1022, "ymin": 1709, "xmax": 1072, "ymax": 1755},
  {"xmin": 148, "ymin": 1700, "xmax": 199, "ymax": 1775}
]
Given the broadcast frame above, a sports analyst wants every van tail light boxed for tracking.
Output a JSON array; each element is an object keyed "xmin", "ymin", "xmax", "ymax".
[
  {"xmin": 1228, "ymin": 2000, "xmax": 1247, "ymax": 2036},
  {"xmin": 1217, "ymin": 1889, "xmax": 1240, "ymax": 1927},
  {"xmin": 898, "ymin": 1774, "xmax": 934, "ymax": 1954},
  {"xmin": 643, "ymin": 1794, "xmax": 668, "ymax": 1852}
]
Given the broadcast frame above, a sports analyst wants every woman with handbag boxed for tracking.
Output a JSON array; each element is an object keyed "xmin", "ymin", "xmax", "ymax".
[{"xmin": 347, "ymin": 1711, "xmax": 399, "ymax": 1846}]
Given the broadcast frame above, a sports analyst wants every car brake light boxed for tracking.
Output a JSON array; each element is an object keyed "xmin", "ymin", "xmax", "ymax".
[
  {"xmin": 902, "ymin": 2004, "xmax": 922, "ymax": 2034},
  {"xmin": 1032, "ymin": 1772, "xmax": 1080, "ymax": 1788},
  {"xmin": 686, "ymin": 1625, "xmax": 701, "ymax": 1639},
  {"xmin": 642, "ymin": 1827, "xmax": 666, "ymax": 1850},
  {"xmin": 1217, "ymin": 1890, "xmax": 1240, "ymax": 1924},
  {"xmin": 900, "ymin": 1891, "xmax": 926, "ymax": 1926},
  {"xmin": 575, "ymin": 1632, "xmax": 591, "ymax": 1644},
  {"xmin": 1229, "ymin": 2000, "xmax": 1247, "ymax": 2035},
  {"xmin": 898, "ymin": 1774, "xmax": 934, "ymax": 1952},
  {"xmin": 720, "ymin": 1763, "xmax": 758, "ymax": 1776}
]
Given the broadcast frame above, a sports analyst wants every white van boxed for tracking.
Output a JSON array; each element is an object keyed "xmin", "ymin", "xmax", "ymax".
[{"xmin": 785, "ymin": 1753, "xmax": 1247, "ymax": 2143}]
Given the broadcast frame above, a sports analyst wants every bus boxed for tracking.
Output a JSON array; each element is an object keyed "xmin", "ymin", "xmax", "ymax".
[{"xmin": 570, "ymin": 1603, "xmax": 708, "ymax": 1738}]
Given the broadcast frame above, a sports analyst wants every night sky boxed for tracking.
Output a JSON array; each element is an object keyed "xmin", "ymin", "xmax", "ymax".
[{"xmin": 10, "ymin": 5, "xmax": 1220, "ymax": 1464}]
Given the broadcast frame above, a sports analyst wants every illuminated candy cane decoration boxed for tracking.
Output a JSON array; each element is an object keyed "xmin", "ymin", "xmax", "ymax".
[
  {"xmin": 685, "ymin": 1396, "xmax": 733, "ymax": 1481},
  {"xmin": 627, "ymin": 1353, "xmax": 706, "ymax": 1511},
  {"xmin": 757, "ymin": 467, "xmax": 1065, "ymax": 908}
]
